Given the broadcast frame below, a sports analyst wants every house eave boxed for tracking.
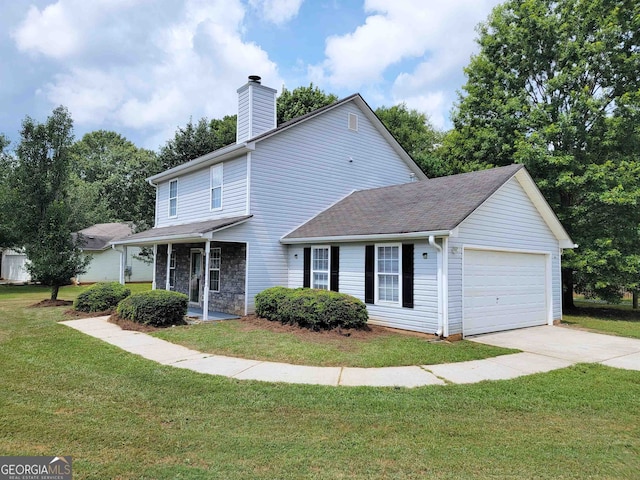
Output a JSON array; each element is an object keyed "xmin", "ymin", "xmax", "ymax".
[
  {"xmin": 147, "ymin": 142, "xmax": 255, "ymax": 185},
  {"xmin": 280, "ymin": 230, "xmax": 452, "ymax": 244}
]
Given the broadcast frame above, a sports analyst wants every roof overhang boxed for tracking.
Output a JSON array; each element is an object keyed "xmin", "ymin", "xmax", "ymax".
[
  {"xmin": 147, "ymin": 143, "xmax": 255, "ymax": 185},
  {"xmin": 281, "ymin": 230, "xmax": 453, "ymax": 245},
  {"xmin": 111, "ymin": 216, "xmax": 252, "ymax": 246}
]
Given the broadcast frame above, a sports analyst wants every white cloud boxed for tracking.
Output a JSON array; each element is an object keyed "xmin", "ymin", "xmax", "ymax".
[
  {"xmin": 248, "ymin": 0, "xmax": 304, "ymax": 25},
  {"xmin": 309, "ymin": 0, "xmax": 501, "ymax": 126},
  {"xmin": 13, "ymin": 0, "xmax": 282, "ymax": 148}
]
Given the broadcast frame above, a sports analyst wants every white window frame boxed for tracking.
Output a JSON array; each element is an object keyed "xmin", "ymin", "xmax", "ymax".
[
  {"xmin": 168, "ymin": 179, "xmax": 178, "ymax": 218},
  {"xmin": 209, "ymin": 247, "xmax": 221, "ymax": 292},
  {"xmin": 311, "ymin": 245, "xmax": 330, "ymax": 290},
  {"xmin": 169, "ymin": 251, "xmax": 176, "ymax": 290},
  {"xmin": 374, "ymin": 243, "xmax": 402, "ymax": 306},
  {"xmin": 210, "ymin": 163, "xmax": 223, "ymax": 211}
]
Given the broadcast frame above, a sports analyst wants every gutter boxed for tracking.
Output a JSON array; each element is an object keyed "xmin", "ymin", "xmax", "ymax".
[{"xmin": 281, "ymin": 230, "xmax": 453, "ymax": 245}]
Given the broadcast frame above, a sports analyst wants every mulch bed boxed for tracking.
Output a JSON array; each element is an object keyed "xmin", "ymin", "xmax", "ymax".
[
  {"xmin": 63, "ymin": 309, "xmax": 114, "ymax": 319},
  {"xmin": 29, "ymin": 299, "xmax": 73, "ymax": 308},
  {"xmin": 108, "ymin": 314, "xmax": 160, "ymax": 333}
]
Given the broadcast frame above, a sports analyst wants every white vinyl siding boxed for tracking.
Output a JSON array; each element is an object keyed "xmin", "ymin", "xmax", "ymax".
[
  {"xmin": 288, "ymin": 242, "xmax": 439, "ymax": 334},
  {"xmin": 76, "ymin": 247, "xmax": 153, "ymax": 283},
  {"xmin": 210, "ymin": 164, "xmax": 223, "ymax": 210},
  {"xmin": 447, "ymin": 176, "xmax": 563, "ymax": 335},
  {"xmin": 236, "ymin": 82, "xmax": 276, "ymax": 143},
  {"xmin": 169, "ymin": 179, "xmax": 178, "ymax": 217},
  {"xmin": 156, "ymin": 156, "xmax": 247, "ymax": 227},
  {"xmin": 312, "ymin": 246, "xmax": 329, "ymax": 290}
]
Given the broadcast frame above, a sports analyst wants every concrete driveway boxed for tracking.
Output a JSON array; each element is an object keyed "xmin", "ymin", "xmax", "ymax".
[{"xmin": 469, "ymin": 325, "xmax": 640, "ymax": 371}]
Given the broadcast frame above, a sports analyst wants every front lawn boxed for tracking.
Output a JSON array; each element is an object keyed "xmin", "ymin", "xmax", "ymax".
[
  {"xmin": 563, "ymin": 301, "xmax": 640, "ymax": 339},
  {"xmin": 152, "ymin": 318, "xmax": 516, "ymax": 367},
  {"xmin": 1, "ymin": 286, "xmax": 639, "ymax": 479}
]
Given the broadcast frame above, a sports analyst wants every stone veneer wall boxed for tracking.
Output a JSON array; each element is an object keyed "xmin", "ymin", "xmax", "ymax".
[{"xmin": 155, "ymin": 242, "xmax": 246, "ymax": 316}]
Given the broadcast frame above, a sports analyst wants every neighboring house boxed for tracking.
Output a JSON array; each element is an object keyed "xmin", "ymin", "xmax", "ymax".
[
  {"xmin": 75, "ymin": 223, "xmax": 153, "ymax": 283},
  {"xmin": 0, "ymin": 248, "xmax": 31, "ymax": 282},
  {"xmin": 112, "ymin": 76, "xmax": 575, "ymax": 337}
]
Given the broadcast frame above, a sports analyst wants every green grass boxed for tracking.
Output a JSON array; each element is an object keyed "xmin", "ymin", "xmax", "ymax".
[
  {"xmin": 563, "ymin": 301, "xmax": 640, "ymax": 339},
  {"xmin": 153, "ymin": 320, "xmax": 516, "ymax": 367},
  {"xmin": 1, "ymin": 286, "xmax": 639, "ymax": 479}
]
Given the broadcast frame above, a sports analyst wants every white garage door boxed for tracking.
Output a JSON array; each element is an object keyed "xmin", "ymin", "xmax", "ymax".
[{"xmin": 463, "ymin": 249, "xmax": 548, "ymax": 336}]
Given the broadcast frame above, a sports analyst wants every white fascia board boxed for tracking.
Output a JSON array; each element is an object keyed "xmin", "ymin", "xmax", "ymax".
[
  {"xmin": 280, "ymin": 230, "xmax": 452, "ymax": 245},
  {"xmin": 148, "ymin": 143, "xmax": 254, "ymax": 185},
  {"xmin": 514, "ymin": 169, "xmax": 575, "ymax": 248},
  {"xmin": 110, "ymin": 234, "xmax": 207, "ymax": 247}
]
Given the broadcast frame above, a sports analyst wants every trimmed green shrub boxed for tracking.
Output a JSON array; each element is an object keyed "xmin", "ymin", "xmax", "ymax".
[
  {"xmin": 255, "ymin": 287, "xmax": 368, "ymax": 330},
  {"xmin": 116, "ymin": 290, "xmax": 188, "ymax": 327},
  {"xmin": 74, "ymin": 282, "xmax": 131, "ymax": 312}
]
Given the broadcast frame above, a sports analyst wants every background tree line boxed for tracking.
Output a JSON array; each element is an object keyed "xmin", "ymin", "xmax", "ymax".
[{"xmin": 1, "ymin": 0, "xmax": 638, "ymax": 307}]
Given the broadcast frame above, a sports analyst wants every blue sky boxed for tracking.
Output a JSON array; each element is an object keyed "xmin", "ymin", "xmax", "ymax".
[{"xmin": 0, "ymin": 0, "xmax": 502, "ymax": 151}]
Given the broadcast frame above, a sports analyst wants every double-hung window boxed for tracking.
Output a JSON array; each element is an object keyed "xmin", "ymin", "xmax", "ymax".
[
  {"xmin": 209, "ymin": 247, "xmax": 221, "ymax": 292},
  {"xmin": 376, "ymin": 245, "xmax": 401, "ymax": 304},
  {"xmin": 311, "ymin": 246, "xmax": 330, "ymax": 290},
  {"xmin": 169, "ymin": 179, "xmax": 178, "ymax": 217},
  {"xmin": 210, "ymin": 164, "xmax": 223, "ymax": 210}
]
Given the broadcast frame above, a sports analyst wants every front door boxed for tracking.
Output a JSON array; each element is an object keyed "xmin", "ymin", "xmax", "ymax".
[{"xmin": 189, "ymin": 250, "xmax": 203, "ymax": 304}]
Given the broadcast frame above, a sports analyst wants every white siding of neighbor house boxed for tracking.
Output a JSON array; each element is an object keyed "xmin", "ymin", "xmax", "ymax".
[
  {"xmin": 288, "ymin": 242, "xmax": 440, "ymax": 333},
  {"xmin": 214, "ymin": 101, "xmax": 417, "ymax": 311},
  {"xmin": 155, "ymin": 156, "xmax": 248, "ymax": 227},
  {"xmin": 447, "ymin": 176, "xmax": 563, "ymax": 335},
  {"xmin": 77, "ymin": 247, "xmax": 153, "ymax": 283},
  {"xmin": 1, "ymin": 249, "xmax": 31, "ymax": 282}
]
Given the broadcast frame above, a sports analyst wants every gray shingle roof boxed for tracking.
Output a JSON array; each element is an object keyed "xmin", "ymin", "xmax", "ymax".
[
  {"xmin": 283, "ymin": 164, "xmax": 524, "ymax": 240},
  {"xmin": 111, "ymin": 216, "xmax": 252, "ymax": 245},
  {"xmin": 75, "ymin": 223, "xmax": 134, "ymax": 250}
]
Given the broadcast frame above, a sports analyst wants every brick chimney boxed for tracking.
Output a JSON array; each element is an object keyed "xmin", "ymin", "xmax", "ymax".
[{"xmin": 236, "ymin": 75, "xmax": 277, "ymax": 143}]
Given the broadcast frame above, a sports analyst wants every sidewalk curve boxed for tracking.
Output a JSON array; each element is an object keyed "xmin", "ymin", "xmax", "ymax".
[{"xmin": 60, "ymin": 317, "xmax": 639, "ymax": 388}]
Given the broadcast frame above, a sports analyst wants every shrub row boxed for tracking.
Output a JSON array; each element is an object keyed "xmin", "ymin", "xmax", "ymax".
[
  {"xmin": 255, "ymin": 287, "xmax": 368, "ymax": 330},
  {"xmin": 73, "ymin": 282, "xmax": 131, "ymax": 312},
  {"xmin": 116, "ymin": 290, "xmax": 188, "ymax": 327}
]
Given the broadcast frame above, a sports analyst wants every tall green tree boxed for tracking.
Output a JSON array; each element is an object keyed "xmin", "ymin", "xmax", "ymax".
[
  {"xmin": 277, "ymin": 84, "xmax": 338, "ymax": 125},
  {"xmin": 70, "ymin": 130, "xmax": 160, "ymax": 230},
  {"xmin": 0, "ymin": 134, "xmax": 19, "ymax": 248},
  {"xmin": 11, "ymin": 107, "xmax": 89, "ymax": 299},
  {"xmin": 444, "ymin": 0, "xmax": 640, "ymax": 309},
  {"xmin": 375, "ymin": 104, "xmax": 446, "ymax": 177},
  {"xmin": 158, "ymin": 116, "xmax": 237, "ymax": 171}
]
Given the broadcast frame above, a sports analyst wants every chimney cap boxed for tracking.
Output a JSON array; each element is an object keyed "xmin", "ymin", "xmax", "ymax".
[{"xmin": 248, "ymin": 75, "xmax": 261, "ymax": 84}]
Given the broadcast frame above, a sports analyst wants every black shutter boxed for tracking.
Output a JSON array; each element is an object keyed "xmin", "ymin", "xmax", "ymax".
[
  {"xmin": 402, "ymin": 243, "xmax": 414, "ymax": 308},
  {"xmin": 364, "ymin": 245, "xmax": 375, "ymax": 304},
  {"xmin": 330, "ymin": 246, "xmax": 339, "ymax": 292},
  {"xmin": 303, "ymin": 247, "xmax": 311, "ymax": 288}
]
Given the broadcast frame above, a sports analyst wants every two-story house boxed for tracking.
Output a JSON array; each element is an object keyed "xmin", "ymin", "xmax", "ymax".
[{"xmin": 113, "ymin": 76, "xmax": 574, "ymax": 338}]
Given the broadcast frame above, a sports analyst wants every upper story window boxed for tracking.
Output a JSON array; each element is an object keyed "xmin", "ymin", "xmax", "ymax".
[
  {"xmin": 210, "ymin": 164, "xmax": 223, "ymax": 210},
  {"xmin": 312, "ymin": 246, "xmax": 330, "ymax": 290},
  {"xmin": 169, "ymin": 179, "xmax": 178, "ymax": 217},
  {"xmin": 376, "ymin": 244, "xmax": 401, "ymax": 304}
]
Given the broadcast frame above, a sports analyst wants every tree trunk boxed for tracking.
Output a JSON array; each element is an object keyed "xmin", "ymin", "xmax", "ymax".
[
  {"xmin": 562, "ymin": 268, "xmax": 575, "ymax": 312},
  {"xmin": 50, "ymin": 284, "xmax": 59, "ymax": 301},
  {"xmin": 633, "ymin": 291, "xmax": 638, "ymax": 310}
]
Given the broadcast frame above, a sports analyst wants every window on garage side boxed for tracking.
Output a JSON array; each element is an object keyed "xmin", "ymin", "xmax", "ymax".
[
  {"xmin": 376, "ymin": 244, "xmax": 400, "ymax": 304},
  {"xmin": 312, "ymin": 246, "xmax": 329, "ymax": 290}
]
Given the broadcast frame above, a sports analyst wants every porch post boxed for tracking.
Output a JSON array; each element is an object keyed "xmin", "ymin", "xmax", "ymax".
[
  {"xmin": 203, "ymin": 240, "xmax": 211, "ymax": 321},
  {"xmin": 151, "ymin": 244, "xmax": 157, "ymax": 290},
  {"xmin": 165, "ymin": 243, "xmax": 172, "ymax": 291}
]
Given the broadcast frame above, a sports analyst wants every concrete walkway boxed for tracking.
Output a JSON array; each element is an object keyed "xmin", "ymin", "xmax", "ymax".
[{"xmin": 60, "ymin": 317, "xmax": 640, "ymax": 388}]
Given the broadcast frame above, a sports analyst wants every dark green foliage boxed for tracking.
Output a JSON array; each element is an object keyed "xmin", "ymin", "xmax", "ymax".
[
  {"xmin": 277, "ymin": 84, "xmax": 338, "ymax": 125},
  {"xmin": 116, "ymin": 290, "xmax": 188, "ymax": 327},
  {"xmin": 255, "ymin": 287, "xmax": 368, "ymax": 330},
  {"xmin": 73, "ymin": 282, "xmax": 131, "ymax": 312}
]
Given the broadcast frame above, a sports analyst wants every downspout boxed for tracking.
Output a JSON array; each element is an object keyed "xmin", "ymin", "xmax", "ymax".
[
  {"xmin": 441, "ymin": 237, "xmax": 449, "ymax": 338},
  {"xmin": 428, "ymin": 236, "xmax": 443, "ymax": 337},
  {"xmin": 112, "ymin": 245, "xmax": 125, "ymax": 285}
]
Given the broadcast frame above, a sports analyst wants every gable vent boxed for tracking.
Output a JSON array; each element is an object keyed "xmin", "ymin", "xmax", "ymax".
[{"xmin": 348, "ymin": 113, "xmax": 358, "ymax": 131}]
